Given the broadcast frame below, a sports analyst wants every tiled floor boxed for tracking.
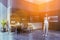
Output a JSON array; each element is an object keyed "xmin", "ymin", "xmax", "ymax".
[{"xmin": 0, "ymin": 30, "xmax": 60, "ymax": 40}]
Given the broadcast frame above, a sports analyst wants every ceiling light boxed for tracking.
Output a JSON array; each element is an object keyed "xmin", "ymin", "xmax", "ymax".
[{"xmin": 25, "ymin": 0, "xmax": 52, "ymax": 4}]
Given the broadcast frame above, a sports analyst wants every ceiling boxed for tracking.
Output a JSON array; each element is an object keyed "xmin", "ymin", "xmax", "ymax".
[
  {"xmin": 12, "ymin": 0, "xmax": 60, "ymax": 12},
  {"xmin": 0, "ymin": 0, "xmax": 8, "ymax": 7}
]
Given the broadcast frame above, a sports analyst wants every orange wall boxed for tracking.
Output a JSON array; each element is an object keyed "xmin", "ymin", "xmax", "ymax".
[{"xmin": 11, "ymin": 0, "xmax": 60, "ymax": 31}]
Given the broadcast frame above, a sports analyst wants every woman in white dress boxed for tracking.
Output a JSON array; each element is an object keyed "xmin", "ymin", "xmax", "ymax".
[{"xmin": 43, "ymin": 14, "xmax": 50, "ymax": 36}]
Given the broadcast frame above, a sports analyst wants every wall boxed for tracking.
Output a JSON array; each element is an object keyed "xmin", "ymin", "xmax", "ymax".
[
  {"xmin": 11, "ymin": 0, "xmax": 60, "ymax": 31},
  {"xmin": 0, "ymin": 1, "xmax": 7, "ymax": 28}
]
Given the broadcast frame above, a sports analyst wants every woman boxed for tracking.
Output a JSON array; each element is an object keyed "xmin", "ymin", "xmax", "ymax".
[{"xmin": 43, "ymin": 14, "xmax": 50, "ymax": 36}]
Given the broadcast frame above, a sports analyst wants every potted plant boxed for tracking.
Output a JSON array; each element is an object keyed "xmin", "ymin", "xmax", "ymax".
[{"xmin": 1, "ymin": 19, "xmax": 6, "ymax": 32}]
